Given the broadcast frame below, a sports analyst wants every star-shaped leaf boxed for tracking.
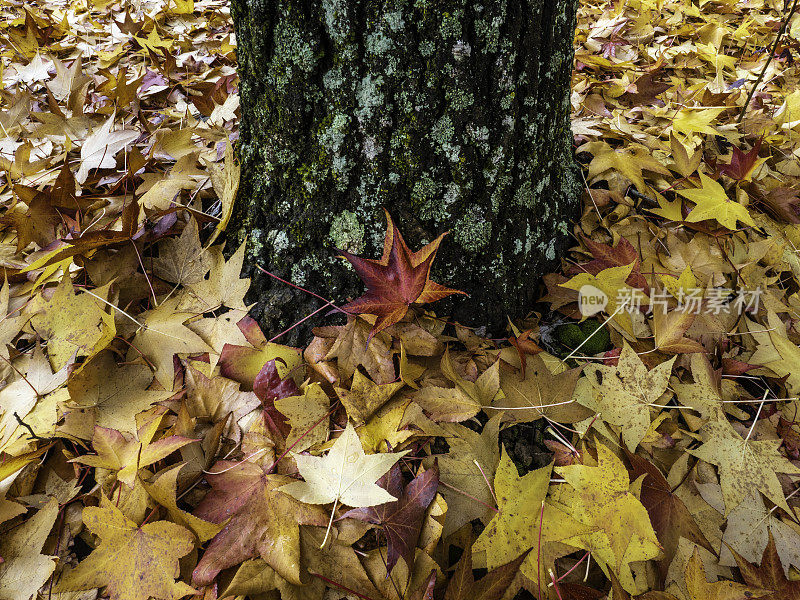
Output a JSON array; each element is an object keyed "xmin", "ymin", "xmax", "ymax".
[
  {"xmin": 570, "ymin": 235, "xmax": 649, "ymax": 293},
  {"xmin": 730, "ymin": 531, "xmax": 800, "ymax": 600},
  {"xmin": 323, "ymin": 316, "xmax": 396, "ymax": 384},
  {"xmin": 141, "ymin": 464, "xmax": 224, "ymax": 543},
  {"xmin": 179, "ymin": 241, "xmax": 250, "ymax": 312},
  {"xmin": 129, "ymin": 296, "xmax": 211, "ymax": 389},
  {"xmin": 678, "ymin": 173, "xmax": 755, "ymax": 230},
  {"xmin": 683, "ymin": 547, "xmax": 768, "ymax": 600},
  {"xmin": 67, "ymin": 352, "xmax": 173, "ymax": 434},
  {"xmin": 73, "ymin": 411, "xmax": 193, "ymax": 488},
  {"xmin": 473, "ymin": 449, "xmax": 588, "ymax": 583},
  {"xmin": 279, "ymin": 422, "xmax": 407, "ymax": 508},
  {"xmin": 581, "ymin": 344, "xmax": 676, "ymax": 452},
  {"xmin": 30, "ymin": 276, "xmax": 115, "ymax": 371},
  {"xmin": 721, "ymin": 491, "xmax": 800, "ymax": 575},
  {"xmin": 688, "ymin": 417, "xmax": 800, "ymax": 515},
  {"xmin": 55, "ymin": 496, "xmax": 196, "ymax": 600},
  {"xmin": 0, "ymin": 498, "xmax": 58, "ymax": 600},
  {"xmin": 338, "ymin": 209, "xmax": 465, "ymax": 338},
  {"xmin": 497, "ymin": 352, "xmax": 589, "ymax": 424},
  {"xmin": 560, "ymin": 263, "xmax": 638, "ymax": 335},
  {"xmin": 444, "ymin": 546, "xmax": 529, "ymax": 600},
  {"xmin": 191, "ymin": 460, "xmax": 327, "ymax": 586},
  {"xmin": 719, "ymin": 137, "xmax": 764, "ymax": 182},
  {"xmin": 345, "ymin": 462, "xmax": 439, "ymax": 572},
  {"xmin": 550, "ymin": 443, "xmax": 662, "ymax": 592},
  {"xmin": 152, "ymin": 218, "xmax": 212, "ymax": 285},
  {"xmin": 336, "ymin": 369, "xmax": 404, "ymax": 424},
  {"xmin": 273, "ymin": 382, "xmax": 330, "ymax": 452}
]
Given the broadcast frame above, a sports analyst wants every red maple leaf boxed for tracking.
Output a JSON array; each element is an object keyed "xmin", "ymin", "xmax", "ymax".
[
  {"xmin": 252, "ymin": 359, "xmax": 298, "ymax": 440},
  {"xmin": 338, "ymin": 209, "xmax": 465, "ymax": 337},
  {"xmin": 568, "ymin": 235, "xmax": 649, "ymax": 294},
  {"xmin": 719, "ymin": 136, "xmax": 763, "ymax": 181}
]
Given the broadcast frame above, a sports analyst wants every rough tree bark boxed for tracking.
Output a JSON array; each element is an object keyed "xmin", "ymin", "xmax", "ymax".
[{"xmin": 229, "ymin": 0, "xmax": 580, "ymax": 342}]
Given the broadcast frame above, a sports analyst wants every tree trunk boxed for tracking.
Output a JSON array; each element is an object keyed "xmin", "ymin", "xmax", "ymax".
[{"xmin": 230, "ymin": 0, "xmax": 580, "ymax": 343}]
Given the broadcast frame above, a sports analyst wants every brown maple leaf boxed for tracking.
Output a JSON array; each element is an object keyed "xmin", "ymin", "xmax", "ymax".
[
  {"xmin": 191, "ymin": 459, "xmax": 327, "ymax": 587},
  {"xmin": 444, "ymin": 546, "xmax": 530, "ymax": 600},
  {"xmin": 623, "ymin": 449, "xmax": 713, "ymax": 579},
  {"xmin": 730, "ymin": 531, "xmax": 800, "ymax": 600},
  {"xmin": 344, "ymin": 462, "xmax": 439, "ymax": 572},
  {"xmin": 338, "ymin": 209, "xmax": 465, "ymax": 338}
]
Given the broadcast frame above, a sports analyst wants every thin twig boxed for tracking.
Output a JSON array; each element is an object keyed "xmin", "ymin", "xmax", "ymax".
[
  {"xmin": 14, "ymin": 412, "xmax": 43, "ymax": 440},
  {"xmin": 737, "ymin": 0, "xmax": 799, "ymax": 125}
]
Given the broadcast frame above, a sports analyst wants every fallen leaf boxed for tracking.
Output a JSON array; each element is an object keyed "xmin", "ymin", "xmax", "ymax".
[
  {"xmin": 55, "ymin": 496, "xmax": 196, "ymax": 600},
  {"xmin": 0, "ymin": 498, "xmax": 58, "ymax": 600},
  {"xmin": 76, "ymin": 113, "xmax": 139, "ymax": 183},
  {"xmin": 280, "ymin": 422, "xmax": 408, "ymax": 509},
  {"xmin": 338, "ymin": 209, "xmax": 464, "ymax": 338},
  {"xmin": 678, "ymin": 173, "xmax": 755, "ymax": 230},
  {"xmin": 345, "ymin": 462, "xmax": 439, "ymax": 572},
  {"xmin": 683, "ymin": 547, "xmax": 767, "ymax": 600},
  {"xmin": 581, "ymin": 343, "xmax": 675, "ymax": 452},
  {"xmin": 688, "ymin": 417, "xmax": 800, "ymax": 514},
  {"xmin": 550, "ymin": 443, "xmax": 662, "ymax": 592},
  {"xmin": 191, "ymin": 460, "xmax": 327, "ymax": 586},
  {"xmin": 730, "ymin": 531, "xmax": 800, "ymax": 600},
  {"xmin": 30, "ymin": 276, "xmax": 115, "ymax": 370}
]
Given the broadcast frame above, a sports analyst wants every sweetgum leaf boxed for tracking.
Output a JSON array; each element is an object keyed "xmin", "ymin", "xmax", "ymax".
[
  {"xmin": 338, "ymin": 209, "xmax": 465, "ymax": 339},
  {"xmin": 55, "ymin": 496, "xmax": 196, "ymax": 600},
  {"xmin": 345, "ymin": 462, "xmax": 439, "ymax": 572}
]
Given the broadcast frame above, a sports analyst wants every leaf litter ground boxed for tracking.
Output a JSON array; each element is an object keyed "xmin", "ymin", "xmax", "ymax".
[{"xmin": 1, "ymin": 0, "xmax": 800, "ymax": 599}]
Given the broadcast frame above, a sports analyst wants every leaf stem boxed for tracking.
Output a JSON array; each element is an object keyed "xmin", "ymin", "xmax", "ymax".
[{"xmin": 321, "ymin": 496, "xmax": 338, "ymax": 549}]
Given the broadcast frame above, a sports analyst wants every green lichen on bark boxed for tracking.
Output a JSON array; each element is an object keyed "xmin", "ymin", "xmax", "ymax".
[{"xmin": 230, "ymin": 0, "xmax": 581, "ymax": 341}]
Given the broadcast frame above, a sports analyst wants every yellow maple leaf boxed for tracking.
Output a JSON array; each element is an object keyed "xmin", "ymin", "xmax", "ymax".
[
  {"xmin": 129, "ymin": 296, "xmax": 211, "ymax": 389},
  {"xmin": 133, "ymin": 27, "xmax": 173, "ymax": 54},
  {"xmin": 672, "ymin": 107, "xmax": 724, "ymax": 142},
  {"xmin": 141, "ymin": 464, "xmax": 224, "ymax": 543},
  {"xmin": 274, "ymin": 382, "xmax": 330, "ymax": 452},
  {"xmin": 684, "ymin": 547, "xmax": 768, "ymax": 600},
  {"xmin": 581, "ymin": 343, "xmax": 676, "ymax": 452},
  {"xmin": 30, "ymin": 277, "xmax": 115, "ymax": 371},
  {"xmin": 73, "ymin": 409, "xmax": 193, "ymax": 488},
  {"xmin": 336, "ymin": 369, "xmax": 403, "ymax": 424},
  {"xmin": 584, "ymin": 141, "xmax": 670, "ymax": 192},
  {"xmin": 647, "ymin": 190, "xmax": 685, "ymax": 222},
  {"xmin": 55, "ymin": 496, "xmax": 196, "ymax": 600},
  {"xmin": 678, "ymin": 172, "xmax": 755, "ymax": 230},
  {"xmin": 560, "ymin": 262, "xmax": 639, "ymax": 336},
  {"xmin": 67, "ymin": 352, "xmax": 173, "ymax": 434},
  {"xmin": 688, "ymin": 417, "xmax": 800, "ymax": 515},
  {"xmin": 550, "ymin": 444, "xmax": 661, "ymax": 592},
  {"xmin": 473, "ymin": 449, "xmax": 589, "ymax": 586}
]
